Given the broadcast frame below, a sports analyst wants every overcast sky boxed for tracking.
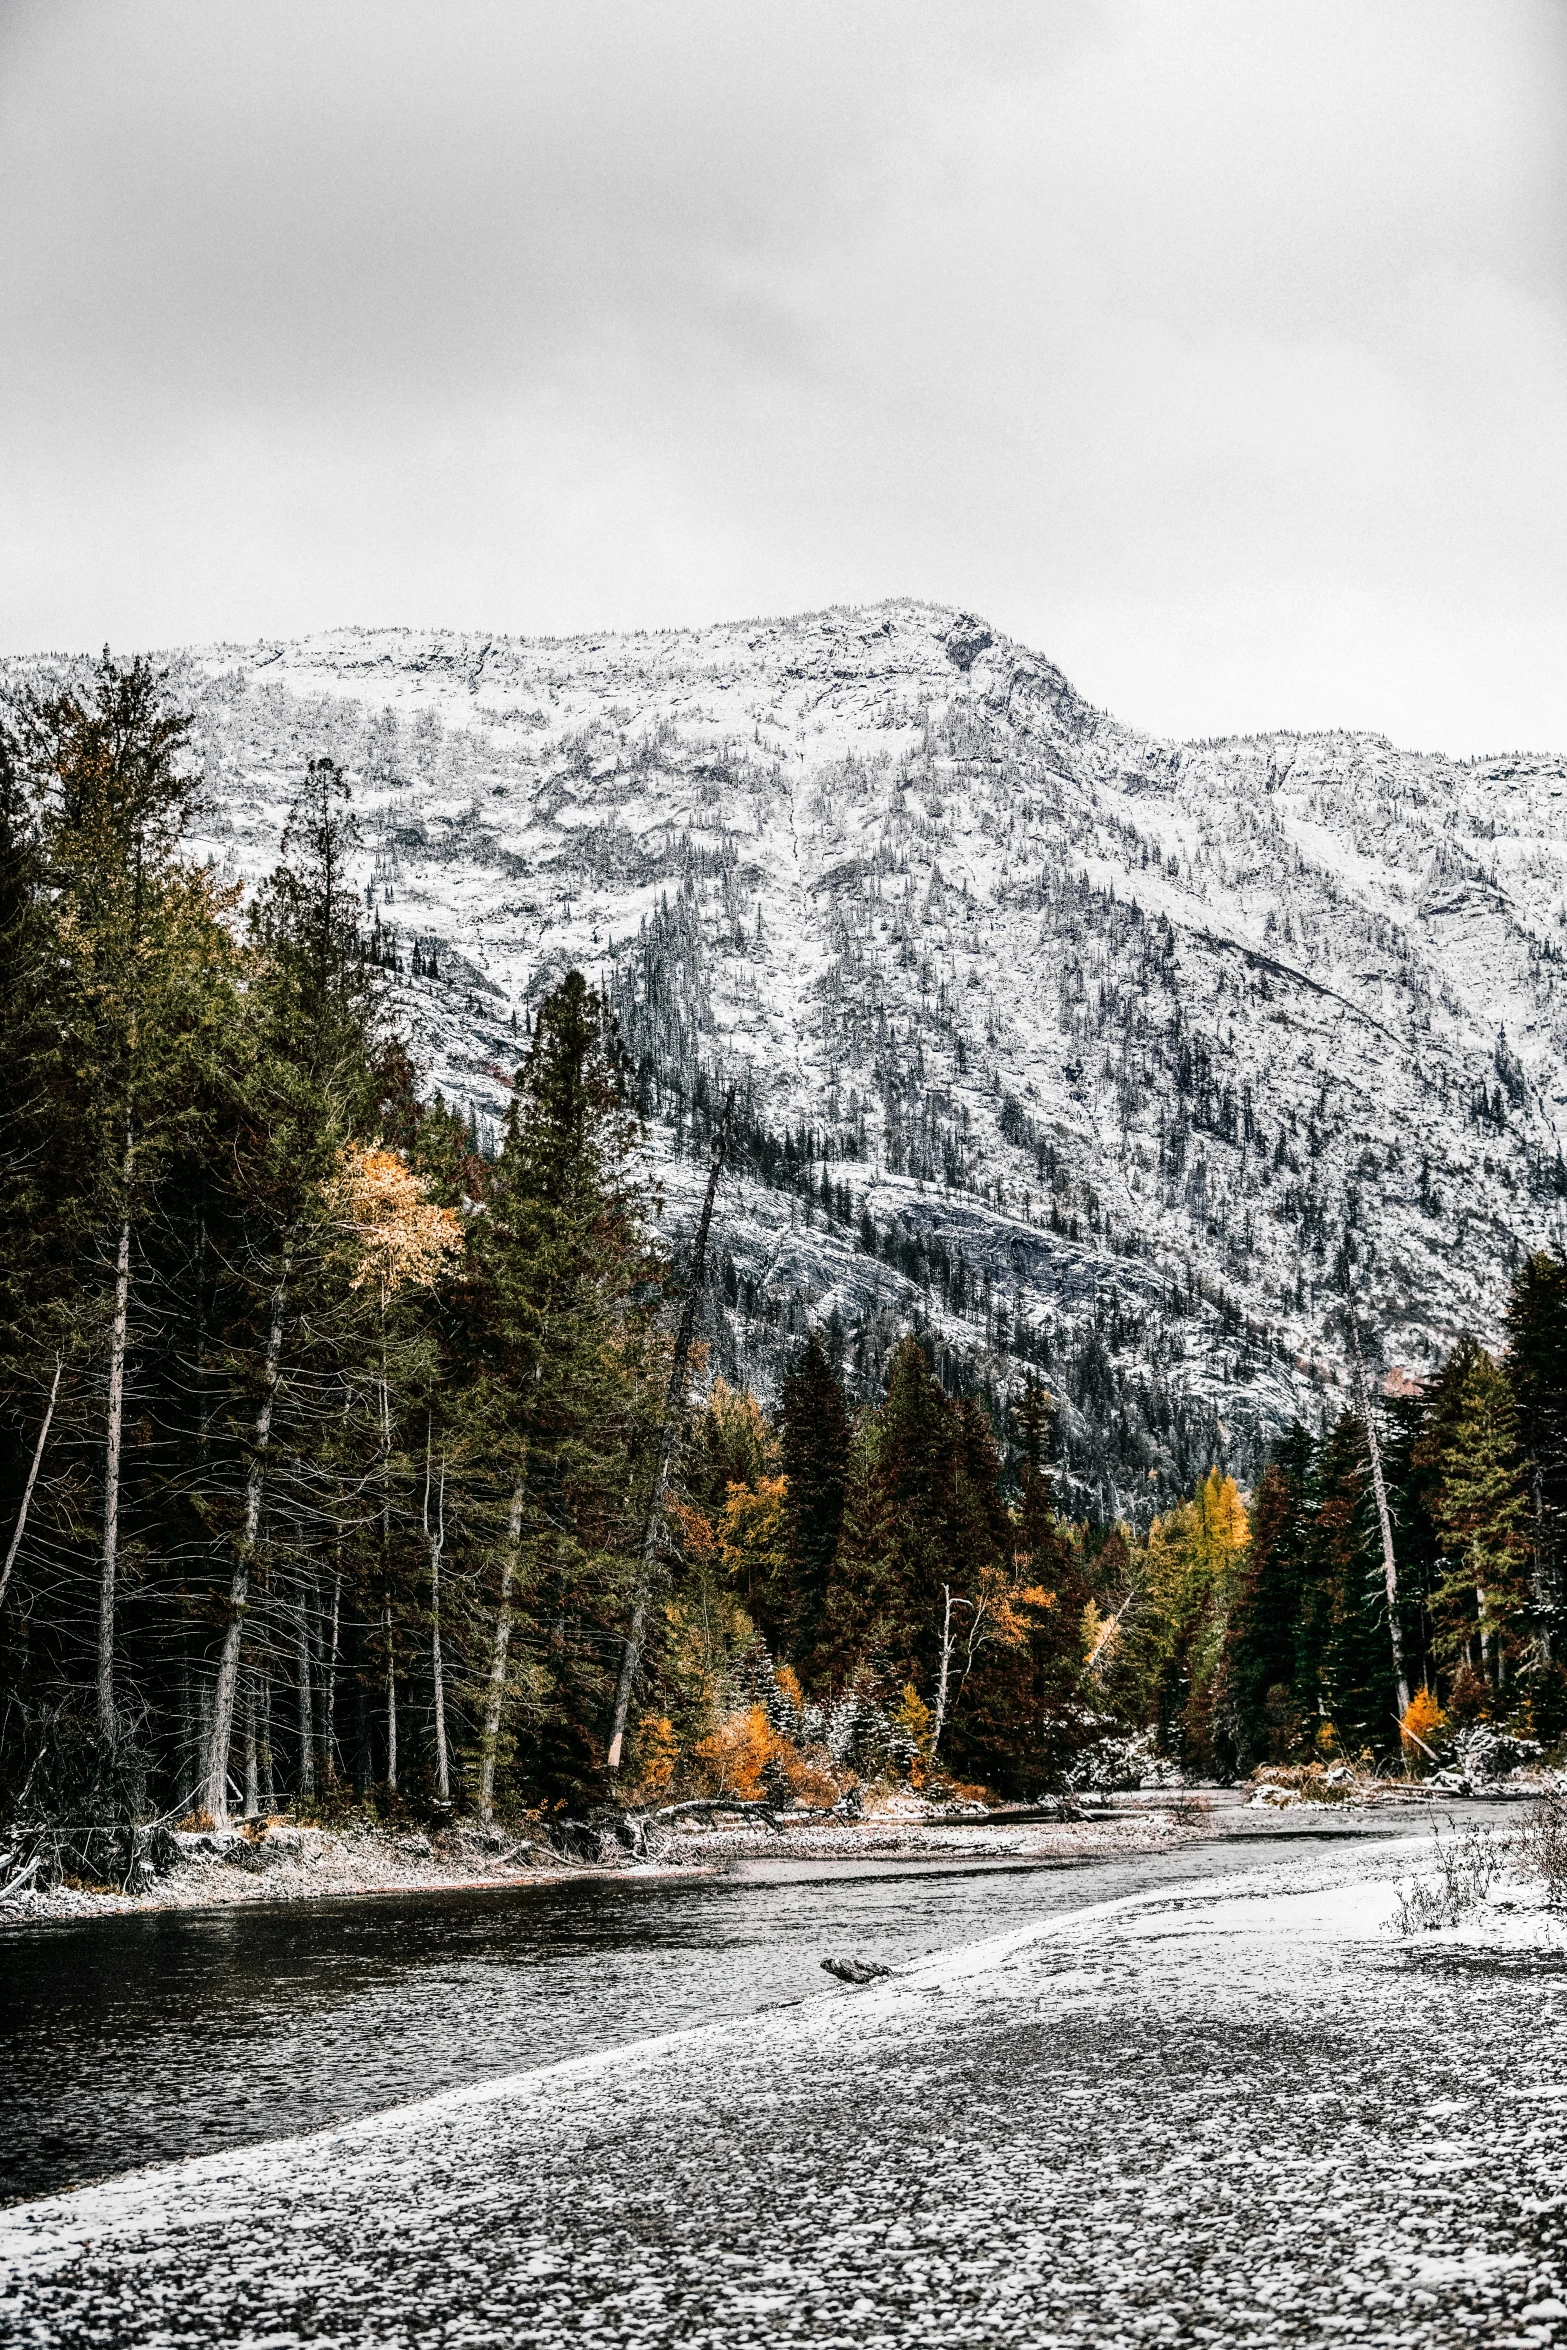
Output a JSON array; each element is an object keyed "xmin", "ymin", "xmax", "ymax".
[{"xmin": 2, "ymin": 0, "xmax": 1563, "ymax": 752}]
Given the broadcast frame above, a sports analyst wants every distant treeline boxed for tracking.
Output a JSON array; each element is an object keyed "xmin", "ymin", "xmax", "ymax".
[{"xmin": 1094, "ymin": 1256, "xmax": 1567, "ymax": 1777}]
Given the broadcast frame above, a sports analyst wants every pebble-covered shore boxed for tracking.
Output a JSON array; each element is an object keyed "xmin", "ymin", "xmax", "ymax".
[{"xmin": 5, "ymin": 1837, "xmax": 1564, "ymax": 2346}]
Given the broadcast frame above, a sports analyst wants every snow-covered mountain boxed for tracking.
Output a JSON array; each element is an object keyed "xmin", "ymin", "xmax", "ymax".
[{"xmin": 21, "ymin": 601, "xmax": 1567, "ymax": 1514}]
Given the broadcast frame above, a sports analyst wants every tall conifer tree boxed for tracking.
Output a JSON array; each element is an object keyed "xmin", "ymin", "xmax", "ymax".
[
  {"xmin": 463, "ymin": 973, "xmax": 659, "ymax": 1807},
  {"xmin": 778, "ymin": 1331, "xmax": 849, "ymax": 1665},
  {"xmin": 1417, "ymin": 1339, "xmax": 1531, "ymax": 1700},
  {"xmin": 1507, "ymin": 1251, "xmax": 1567, "ymax": 1669},
  {"xmin": 23, "ymin": 657, "xmax": 229, "ymax": 1745}
]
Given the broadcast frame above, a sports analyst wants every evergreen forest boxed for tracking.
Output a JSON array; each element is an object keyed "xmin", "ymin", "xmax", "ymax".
[{"xmin": 3, "ymin": 660, "xmax": 1566, "ymax": 1863}]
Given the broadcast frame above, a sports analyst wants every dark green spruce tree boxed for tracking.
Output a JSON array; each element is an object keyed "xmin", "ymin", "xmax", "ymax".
[
  {"xmin": 460, "ymin": 972, "xmax": 662, "ymax": 1811},
  {"xmin": 1219, "ymin": 1425, "xmax": 1314, "ymax": 1766},
  {"xmin": 1507, "ymin": 1250, "xmax": 1567, "ymax": 1726},
  {"xmin": 777, "ymin": 1329, "xmax": 850, "ymax": 1668}
]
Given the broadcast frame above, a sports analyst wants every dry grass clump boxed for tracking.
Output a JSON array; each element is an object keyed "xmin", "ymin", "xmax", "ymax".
[
  {"xmin": 1250, "ymin": 1762, "xmax": 1361, "ymax": 1807},
  {"xmin": 1516, "ymin": 1791, "xmax": 1567, "ymax": 1909},
  {"xmin": 1391, "ymin": 1819, "xmax": 1503, "ymax": 1933}
]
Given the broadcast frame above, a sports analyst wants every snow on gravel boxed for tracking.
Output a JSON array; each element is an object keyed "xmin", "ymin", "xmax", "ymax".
[{"xmin": 4, "ymin": 1835, "xmax": 1564, "ymax": 2346}]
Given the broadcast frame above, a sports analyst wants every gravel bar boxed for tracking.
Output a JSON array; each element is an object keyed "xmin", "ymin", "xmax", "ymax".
[{"xmin": 4, "ymin": 1836, "xmax": 1565, "ymax": 2347}]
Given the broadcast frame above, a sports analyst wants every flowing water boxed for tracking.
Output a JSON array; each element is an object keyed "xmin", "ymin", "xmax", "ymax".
[{"xmin": 0, "ymin": 1814, "xmax": 1454, "ymax": 2206}]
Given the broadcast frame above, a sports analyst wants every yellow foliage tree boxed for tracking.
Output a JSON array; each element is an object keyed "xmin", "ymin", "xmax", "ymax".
[
  {"xmin": 659, "ymin": 1499, "xmax": 758, "ymax": 1755},
  {"xmin": 633, "ymin": 1715, "xmax": 679, "ymax": 1794},
  {"xmin": 1400, "ymin": 1685, "xmax": 1445, "ymax": 1764},
  {"xmin": 717, "ymin": 1474, "xmax": 788, "ymax": 1606},
  {"xmin": 1144, "ymin": 1467, "xmax": 1250, "ymax": 1763},
  {"xmin": 695, "ymin": 1703, "xmax": 785, "ymax": 1800},
  {"xmin": 891, "ymin": 1683, "xmax": 934, "ymax": 1761},
  {"xmin": 774, "ymin": 1662, "xmax": 806, "ymax": 1717},
  {"xmin": 694, "ymin": 1380, "xmax": 781, "ymax": 1488},
  {"xmin": 694, "ymin": 1702, "xmax": 836, "ymax": 1807},
  {"xmin": 1147, "ymin": 1469, "xmax": 1250, "ymax": 1611},
  {"xmin": 325, "ymin": 1144, "xmax": 464, "ymax": 1301}
]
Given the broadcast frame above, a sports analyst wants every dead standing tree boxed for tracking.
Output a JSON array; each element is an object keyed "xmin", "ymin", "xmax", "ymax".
[
  {"xmin": 1343, "ymin": 1283, "xmax": 1412, "ymax": 1721},
  {"xmin": 423, "ymin": 1425, "xmax": 451, "ymax": 1807},
  {"xmin": 0, "ymin": 1355, "xmax": 62, "ymax": 1615},
  {"xmin": 605, "ymin": 1087, "xmax": 734, "ymax": 1777}
]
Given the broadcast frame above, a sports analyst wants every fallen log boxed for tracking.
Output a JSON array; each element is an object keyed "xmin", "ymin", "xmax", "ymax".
[
  {"xmin": 495, "ymin": 1835, "xmax": 601, "ymax": 1873},
  {"xmin": 0, "ymin": 1854, "xmax": 41, "ymax": 1904},
  {"xmin": 821, "ymin": 1955, "xmax": 894, "ymax": 1985},
  {"xmin": 633, "ymin": 1798, "xmax": 788, "ymax": 1830}
]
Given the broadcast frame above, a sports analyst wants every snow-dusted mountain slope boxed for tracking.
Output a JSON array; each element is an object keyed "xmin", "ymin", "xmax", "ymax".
[{"xmin": 16, "ymin": 601, "xmax": 1567, "ymax": 1512}]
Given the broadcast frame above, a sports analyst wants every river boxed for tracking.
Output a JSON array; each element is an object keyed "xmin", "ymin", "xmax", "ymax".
[{"xmin": 0, "ymin": 1810, "xmax": 1459, "ymax": 2207}]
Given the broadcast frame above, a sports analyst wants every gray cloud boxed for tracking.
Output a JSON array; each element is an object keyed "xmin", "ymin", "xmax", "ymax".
[{"xmin": 2, "ymin": 0, "xmax": 1563, "ymax": 751}]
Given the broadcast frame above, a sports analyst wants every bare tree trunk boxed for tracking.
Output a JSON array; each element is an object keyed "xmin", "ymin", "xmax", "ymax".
[
  {"xmin": 932, "ymin": 1585, "xmax": 956, "ymax": 1756},
  {"xmin": 179, "ymin": 1632, "xmax": 195, "ymax": 1813},
  {"xmin": 1532, "ymin": 1460, "xmax": 1555, "ymax": 1665},
  {"xmin": 197, "ymin": 1675, "xmax": 212, "ymax": 1812},
  {"xmin": 384, "ymin": 1597, "xmax": 398, "ymax": 1793},
  {"xmin": 0, "ymin": 1355, "xmax": 61, "ymax": 1613},
  {"xmin": 260, "ymin": 1671, "xmax": 275, "ymax": 1809},
  {"xmin": 478, "ymin": 1482, "xmax": 524, "ymax": 1819},
  {"xmin": 378, "ymin": 1319, "xmax": 395, "ymax": 1794},
  {"xmin": 322, "ymin": 1571, "xmax": 341, "ymax": 1785},
  {"xmin": 607, "ymin": 1090, "xmax": 734, "ymax": 1775},
  {"xmin": 1346, "ymin": 1294, "xmax": 1411, "ymax": 1718},
  {"xmin": 202, "ymin": 1265, "xmax": 288, "ymax": 1826},
  {"xmin": 424, "ymin": 1433, "xmax": 450, "ymax": 1805},
  {"xmin": 194, "ymin": 1205, "xmax": 213, "ymax": 1457},
  {"xmin": 295, "ymin": 1572, "xmax": 315, "ymax": 1799},
  {"xmin": 99, "ymin": 1139, "xmax": 135, "ymax": 1739},
  {"xmin": 351, "ymin": 1613, "xmax": 372, "ymax": 1798},
  {"xmin": 243, "ymin": 1679, "xmax": 259, "ymax": 1818}
]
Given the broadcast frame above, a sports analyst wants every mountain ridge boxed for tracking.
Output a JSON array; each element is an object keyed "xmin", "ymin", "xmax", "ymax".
[{"xmin": 9, "ymin": 600, "xmax": 1564, "ymax": 1517}]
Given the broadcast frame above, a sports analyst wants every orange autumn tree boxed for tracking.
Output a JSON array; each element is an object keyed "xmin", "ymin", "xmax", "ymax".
[
  {"xmin": 1143, "ymin": 1467, "xmax": 1251, "ymax": 1774},
  {"xmin": 324, "ymin": 1143, "xmax": 464, "ymax": 1796},
  {"xmin": 327, "ymin": 1144, "xmax": 463, "ymax": 1305},
  {"xmin": 651, "ymin": 1380, "xmax": 795, "ymax": 1792}
]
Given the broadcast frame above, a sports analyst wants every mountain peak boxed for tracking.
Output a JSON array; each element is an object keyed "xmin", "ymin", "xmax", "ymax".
[{"xmin": 8, "ymin": 612, "xmax": 1563, "ymax": 1514}]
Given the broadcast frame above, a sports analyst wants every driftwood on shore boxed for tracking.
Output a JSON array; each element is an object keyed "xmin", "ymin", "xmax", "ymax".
[
  {"xmin": 635, "ymin": 1797, "xmax": 790, "ymax": 1829},
  {"xmin": 610, "ymin": 1796, "xmax": 858, "ymax": 1859},
  {"xmin": 821, "ymin": 1955, "xmax": 895, "ymax": 1985},
  {"xmin": 0, "ymin": 1817, "xmax": 177, "ymax": 1897}
]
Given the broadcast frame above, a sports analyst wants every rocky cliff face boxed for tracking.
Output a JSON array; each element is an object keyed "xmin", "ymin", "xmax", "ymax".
[{"xmin": 19, "ymin": 600, "xmax": 1565, "ymax": 1515}]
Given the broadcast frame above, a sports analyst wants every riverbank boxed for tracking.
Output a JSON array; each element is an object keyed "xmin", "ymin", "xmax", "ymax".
[
  {"xmin": 5, "ymin": 1834, "xmax": 1564, "ymax": 2345},
  {"xmin": 0, "ymin": 1780, "xmax": 1477, "ymax": 1927},
  {"xmin": 1, "ymin": 1801, "xmax": 1215, "ymax": 1924},
  {"xmin": 12, "ymin": 1826, "xmax": 1410, "ymax": 2204}
]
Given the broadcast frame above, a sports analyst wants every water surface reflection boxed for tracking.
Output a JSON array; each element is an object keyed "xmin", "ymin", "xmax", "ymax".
[{"xmin": 1, "ymin": 1818, "xmax": 1442, "ymax": 2204}]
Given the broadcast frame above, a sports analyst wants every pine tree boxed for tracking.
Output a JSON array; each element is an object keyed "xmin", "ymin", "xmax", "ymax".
[
  {"xmin": 826, "ymin": 1336, "xmax": 956, "ymax": 1684},
  {"xmin": 0, "ymin": 707, "xmax": 73, "ymax": 1628},
  {"xmin": 818, "ymin": 1339, "xmax": 1037, "ymax": 1775},
  {"xmin": 1506, "ymin": 1251, "xmax": 1567, "ymax": 1679},
  {"xmin": 461, "ymin": 973, "xmax": 661, "ymax": 1809},
  {"xmin": 1300, "ymin": 1413, "xmax": 1397, "ymax": 1757},
  {"xmin": 1418, "ymin": 1339, "xmax": 1531, "ymax": 1705},
  {"xmin": 687, "ymin": 1380, "xmax": 779, "ymax": 1516},
  {"xmin": 1220, "ymin": 1431, "xmax": 1313, "ymax": 1767},
  {"xmin": 191, "ymin": 757, "xmax": 394, "ymax": 1822},
  {"xmin": 778, "ymin": 1331, "xmax": 849, "ymax": 1665},
  {"xmin": 935, "ymin": 1379, "xmax": 1088, "ymax": 1795},
  {"xmin": 21, "ymin": 656, "xmax": 233, "ymax": 1748}
]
